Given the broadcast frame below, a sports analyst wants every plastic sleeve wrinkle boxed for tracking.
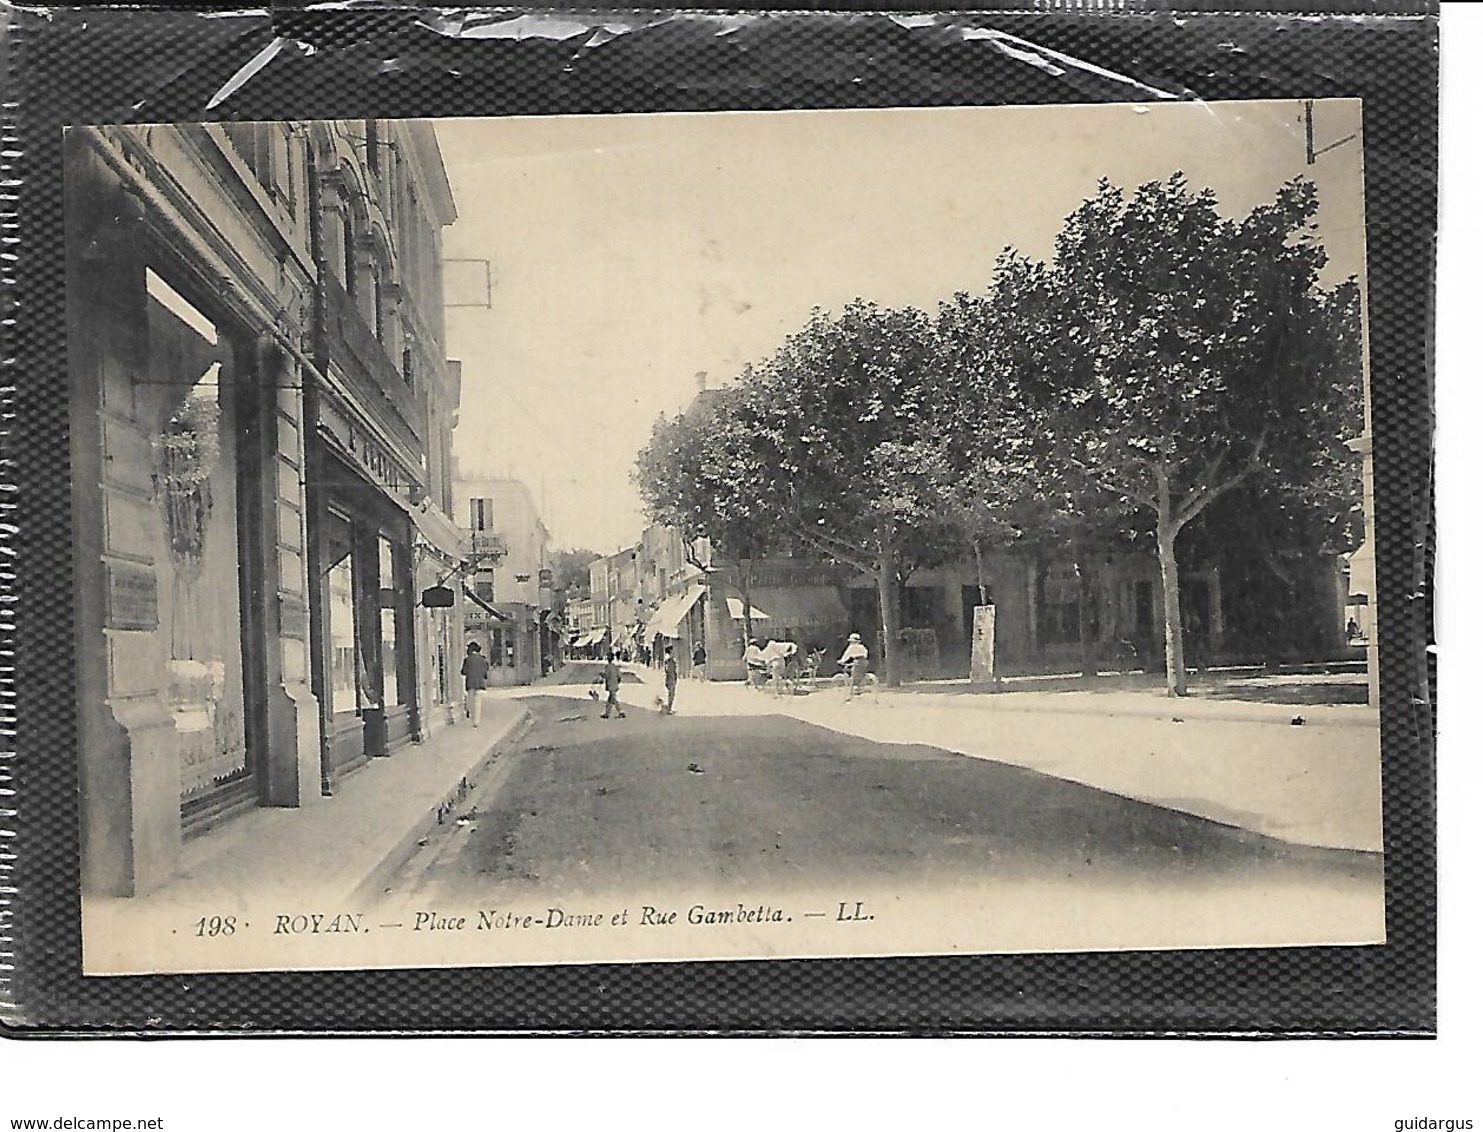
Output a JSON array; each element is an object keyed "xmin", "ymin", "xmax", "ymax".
[{"xmin": 0, "ymin": 14, "xmax": 20, "ymax": 1029}]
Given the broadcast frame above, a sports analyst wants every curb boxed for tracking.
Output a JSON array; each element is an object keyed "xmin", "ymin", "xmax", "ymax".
[
  {"xmin": 657, "ymin": 678, "xmax": 1378, "ymax": 730},
  {"xmin": 872, "ymin": 691, "xmax": 1380, "ymax": 729},
  {"xmin": 349, "ymin": 707, "xmax": 535, "ymax": 906}
]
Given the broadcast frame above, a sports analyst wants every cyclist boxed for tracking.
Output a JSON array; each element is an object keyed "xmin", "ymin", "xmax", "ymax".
[{"xmin": 838, "ymin": 632, "xmax": 870, "ymax": 699}]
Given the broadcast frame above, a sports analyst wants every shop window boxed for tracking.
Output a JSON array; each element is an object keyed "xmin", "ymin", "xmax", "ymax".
[
  {"xmin": 379, "ymin": 535, "xmax": 404, "ymax": 707},
  {"xmin": 323, "ymin": 511, "xmax": 361, "ymax": 715},
  {"xmin": 157, "ymin": 373, "xmax": 250, "ymax": 798},
  {"xmin": 327, "ymin": 554, "xmax": 359, "ymax": 713},
  {"xmin": 1038, "ymin": 564, "xmax": 1086, "ymax": 645}
]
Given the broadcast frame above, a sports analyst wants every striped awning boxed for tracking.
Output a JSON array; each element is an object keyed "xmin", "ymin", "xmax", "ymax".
[
  {"xmin": 648, "ymin": 584, "xmax": 707, "ymax": 639},
  {"xmin": 725, "ymin": 596, "xmax": 771, "ymax": 621}
]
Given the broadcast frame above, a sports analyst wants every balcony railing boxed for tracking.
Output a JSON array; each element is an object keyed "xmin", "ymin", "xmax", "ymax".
[
  {"xmin": 467, "ymin": 532, "xmax": 507, "ymax": 561},
  {"xmin": 322, "ymin": 273, "xmax": 423, "ymax": 453}
]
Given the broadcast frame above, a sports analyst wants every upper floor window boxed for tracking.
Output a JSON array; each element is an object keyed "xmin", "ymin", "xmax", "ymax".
[
  {"xmin": 222, "ymin": 123, "xmax": 294, "ymax": 211},
  {"xmin": 370, "ymin": 262, "xmax": 385, "ymax": 340},
  {"xmin": 470, "ymin": 498, "xmax": 492, "ymax": 532},
  {"xmin": 341, "ymin": 212, "xmax": 356, "ymax": 297},
  {"xmin": 365, "ymin": 119, "xmax": 380, "ymax": 177}
]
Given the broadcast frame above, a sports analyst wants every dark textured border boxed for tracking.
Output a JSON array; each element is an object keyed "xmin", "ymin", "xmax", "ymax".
[{"xmin": 1, "ymin": 3, "xmax": 1437, "ymax": 1034}]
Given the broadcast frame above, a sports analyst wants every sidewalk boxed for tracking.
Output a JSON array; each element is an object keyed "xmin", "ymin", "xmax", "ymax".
[
  {"xmin": 548, "ymin": 667, "xmax": 1383, "ymax": 854},
  {"xmin": 82, "ymin": 700, "xmax": 531, "ymax": 972}
]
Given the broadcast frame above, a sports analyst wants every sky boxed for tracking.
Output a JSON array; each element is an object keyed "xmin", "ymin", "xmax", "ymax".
[{"xmin": 435, "ymin": 99, "xmax": 1366, "ymax": 553}]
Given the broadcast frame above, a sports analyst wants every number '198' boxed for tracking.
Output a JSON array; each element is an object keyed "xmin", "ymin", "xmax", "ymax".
[{"xmin": 194, "ymin": 915, "xmax": 237, "ymax": 937}]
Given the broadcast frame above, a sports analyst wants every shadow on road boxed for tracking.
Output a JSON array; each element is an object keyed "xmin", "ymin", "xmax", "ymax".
[{"xmin": 418, "ymin": 694, "xmax": 1380, "ymax": 903}]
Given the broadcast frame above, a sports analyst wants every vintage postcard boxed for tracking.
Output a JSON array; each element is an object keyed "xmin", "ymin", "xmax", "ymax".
[{"xmin": 69, "ymin": 101, "xmax": 1383, "ymax": 975}]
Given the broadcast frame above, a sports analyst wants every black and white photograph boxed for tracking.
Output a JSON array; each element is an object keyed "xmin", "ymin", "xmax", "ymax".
[{"xmin": 67, "ymin": 100, "xmax": 1384, "ymax": 975}]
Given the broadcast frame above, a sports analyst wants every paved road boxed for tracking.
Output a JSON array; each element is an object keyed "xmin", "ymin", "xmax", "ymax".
[{"xmin": 391, "ymin": 687, "xmax": 1381, "ymax": 910}]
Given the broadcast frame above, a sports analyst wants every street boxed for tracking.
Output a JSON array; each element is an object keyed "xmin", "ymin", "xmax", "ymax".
[{"xmin": 384, "ymin": 664, "xmax": 1382, "ymax": 952}]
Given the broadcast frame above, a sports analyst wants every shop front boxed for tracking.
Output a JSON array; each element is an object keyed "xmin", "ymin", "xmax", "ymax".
[
  {"xmin": 700, "ymin": 561, "xmax": 851, "ymax": 680},
  {"xmin": 70, "ymin": 129, "xmax": 322, "ymax": 894},
  {"xmin": 308, "ymin": 441, "xmax": 420, "ymax": 782}
]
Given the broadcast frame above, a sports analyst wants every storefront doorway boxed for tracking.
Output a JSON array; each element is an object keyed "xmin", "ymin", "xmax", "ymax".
[{"xmin": 313, "ymin": 461, "xmax": 417, "ymax": 779}]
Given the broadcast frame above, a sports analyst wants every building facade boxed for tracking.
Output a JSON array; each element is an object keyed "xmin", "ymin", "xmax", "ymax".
[
  {"xmin": 307, "ymin": 121, "xmax": 464, "ymax": 779},
  {"xmin": 67, "ymin": 120, "xmax": 463, "ymax": 897},
  {"xmin": 589, "ymin": 546, "xmax": 640, "ymax": 658},
  {"xmin": 455, "ymin": 477, "xmax": 553, "ymax": 684}
]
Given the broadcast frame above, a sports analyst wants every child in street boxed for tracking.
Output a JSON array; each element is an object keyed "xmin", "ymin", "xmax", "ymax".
[
  {"xmin": 596, "ymin": 652, "xmax": 626, "ymax": 719},
  {"xmin": 663, "ymin": 645, "xmax": 679, "ymax": 714}
]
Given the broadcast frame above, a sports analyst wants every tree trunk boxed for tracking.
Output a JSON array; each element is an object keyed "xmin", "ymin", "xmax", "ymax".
[
  {"xmin": 740, "ymin": 558, "xmax": 756, "ymax": 653},
  {"xmin": 1075, "ymin": 554, "xmax": 1098, "ymax": 681},
  {"xmin": 1155, "ymin": 526, "xmax": 1186, "ymax": 696},
  {"xmin": 876, "ymin": 531, "xmax": 903, "ymax": 687},
  {"xmin": 1153, "ymin": 465, "xmax": 1187, "ymax": 696},
  {"xmin": 972, "ymin": 540, "xmax": 988, "ymax": 606}
]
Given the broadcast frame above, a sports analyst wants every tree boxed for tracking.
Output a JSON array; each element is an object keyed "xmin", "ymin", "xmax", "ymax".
[
  {"xmin": 934, "ymin": 281, "xmax": 1146, "ymax": 680},
  {"xmin": 548, "ymin": 546, "xmax": 601, "ymax": 614},
  {"xmin": 1010, "ymin": 174, "xmax": 1363, "ymax": 695},
  {"xmin": 742, "ymin": 300, "xmax": 953, "ymax": 687},
  {"xmin": 632, "ymin": 384, "xmax": 779, "ymax": 649}
]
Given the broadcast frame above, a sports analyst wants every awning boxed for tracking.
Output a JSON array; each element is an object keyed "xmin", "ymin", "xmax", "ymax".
[
  {"xmin": 728, "ymin": 586, "xmax": 849, "ymax": 630},
  {"xmin": 648, "ymin": 584, "xmax": 707, "ymax": 639},
  {"xmin": 726, "ymin": 596, "xmax": 771, "ymax": 621},
  {"xmin": 407, "ymin": 501, "xmax": 465, "ymax": 561}
]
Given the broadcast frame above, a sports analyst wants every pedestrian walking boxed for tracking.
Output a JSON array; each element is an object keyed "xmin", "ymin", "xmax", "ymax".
[
  {"xmin": 663, "ymin": 645, "xmax": 679, "ymax": 714},
  {"xmin": 839, "ymin": 632, "xmax": 870, "ymax": 700},
  {"xmin": 596, "ymin": 652, "xmax": 626, "ymax": 719},
  {"xmin": 764, "ymin": 639, "xmax": 794, "ymax": 696},
  {"xmin": 691, "ymin": 643, "xmax": 707, "ymax": 681},
  {"xmin": 744, "ymin": 638, "xmax": 768, "ymax": 689},
  {"xmin": 460, "ymin": 641, "xmax": 490, "ymax": 726}
]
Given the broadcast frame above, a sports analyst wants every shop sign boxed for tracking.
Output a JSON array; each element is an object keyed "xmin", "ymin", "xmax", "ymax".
[
  {"xmin": 729, "ymin": 566, "xmax": 843, "ymax": 589},
  {"xmin": 321, "ymin": 402, "xmax": 414, "ymax": 501},
  {"xmin": 105, "ymin": 561, "xmax": 159, "ymax": 631},
  {"xmin": 421, "ymin": 585, "xmax": 455, "ymax": 608}
]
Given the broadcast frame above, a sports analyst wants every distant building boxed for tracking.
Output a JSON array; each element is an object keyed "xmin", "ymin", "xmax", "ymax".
[
  {"xmin": 589, "ymin": 547, "xmax": 641, "ymax": 657},
  {"xmin": 455, "ymin": 476, "xmax": 553, "ymax": 683},
  {"xmin": 565, "ymin": 597, "xmax": 598, "ymax": 655}
]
